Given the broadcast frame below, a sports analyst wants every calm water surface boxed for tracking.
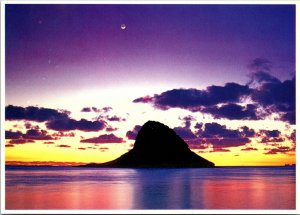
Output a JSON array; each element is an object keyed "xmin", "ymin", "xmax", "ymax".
[{"xmin": 5, "ymin": 166, "xmax": 295, "ymax": 210}]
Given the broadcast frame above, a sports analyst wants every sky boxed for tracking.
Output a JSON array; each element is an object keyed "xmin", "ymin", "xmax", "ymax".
[{"xmin": 4, "ymin": 4, "xmax": 296, "ymax": 166}]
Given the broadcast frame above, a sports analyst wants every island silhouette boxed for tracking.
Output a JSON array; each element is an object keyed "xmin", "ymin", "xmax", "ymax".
[{"xmin": 81, "ymin": 121, "xmax": 214, "ymax": 168}]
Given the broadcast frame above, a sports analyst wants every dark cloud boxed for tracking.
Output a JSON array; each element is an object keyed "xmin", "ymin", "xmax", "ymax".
[
  {"xmin": 202, "ymin": 103, "xmax": 260, "ymax": 120},
  {"xmin": 174, "ymin": 116, "xmax": 199, "ymax": 142},
  {"xmin": 106, "ymin": 126, "xmax": 118, "ymax": 132},
  {"xmin": 6, "ymin": 129, "xmax": 55, "ymax": 141},
  {"xmin": 133, "ymin": 83, "xmax": 251, "ymax": 110},
  {"xmin": 5, "ymin": 130, "xmax": 23, "ymax": 139},
  {"xmin": 281, "ymin": 111, "xmax": 295, "ymax": 125},
  {"xmin": 179, "ymin": 115, "xmax": 196, "ymax": 128},
  {"xmin": 209, "ymin": 148, "xmax": 231, "ymax": 153},
  {"xmin": 248, "ymin": 71, "xmax": 280, "ymax": 86},
  {"xmin": 96, "ymin": 112, "xmax": 126, "ymax": 123},
  {"xmin": 205, "ymin": 138, "xmax": 250, "ymax": 148},
  {"xmin": 186, "ymin": 122, "xmax": 289, "ymax": 150},
  {"xmin": 260, "ymin": 129, "xmax": 280, "ymax": 138},
  {"xmin": 194, "ymin": 122, "xmax": 203, "ymax": 130},
  {"xmin": 81, "ymin": 107, "xmax": 101, "ymax": 113},
  {"xmin": 126, "ymin": 125, "xmax": 142, "ymax": 140},
  {"xmin": 5, "ymin": 144, "xmax": 14, "ymax": 147},
  {"xmin": 94, "ymin": 108, "xmax": 126, "ymax": 123},
  {"xmin": 78, "ymin": 147, "xmax": 86, "ymax": 150},
  {"xmin": 106, "ymin": 115, "xmax": 126, "ymax": 122},
  {"xmin": 267, "ymin": 143, "xmax": 281, "ymax": 147},
  {"xmin": 52, "ymin": 131, "xmax": 75, "ymax": 137},
  {"xmin": 46, "ymin": 118, "xmax": 106, "ymax": 132},
  {"xmin": 132, "ymin": 61, "xmax": 295, "ymax": 124},
  {"xmin": 251, "ymin": 76, "xmax": 295, "ymax": 124},
  {"xmin": 239, "ymin": 126, "xmax": 256, "ymax": 138},
  {"xmin": 186, "ymin": 122, "xmax": 258, "ymax": 149},
  {"xmin": 9, "ymin": 139, "xmax": 35, "ymax": 144},
  {"xmin": 199, "ymin": 123, "xmax": 241, "ymax": 138},
  {"xmin": 195, "ymin": 123, "xmax": 253, "ymax": 148},
  {"xmin": 261, "ymin": 137, "xmax": 285, "ymax": 144},
  {"xmin": 174, "ymin": 126, "xmax": 197, "ymax": 140},
  {"xmin": 188, "ymin": 143, "xmax": 208, "ymax": 150},
  {"xmin": 133, "ymin": 96, "xmax": 154, "ymax": 103},
  {"xmin": 101, "ymin": 107, "xmax": 113, "ymax": 113},
  {"xmin": 24, "ymin": 122, "xmax": 39, "ymax": 130},
  {"xmin": 23, "ymin": 129, "xmax": 55, "ymax": 140},
  {"xmin": 180, "ymin": 115, "xmax": 196, "ymax": 122},
  {"xmin": 6, "ymin": 105, "xmax": 107, "ymax": 132},
  {"xmin": 241, "ymin": 147, "xmax": 258, "ymax": 151},
  {"xmin": 80, "ymin": 134, "xmax": 125, "ymax": 144},
  {"xmin": 44, "ymin": 141, "xmax": 55, "ymax": 144},
  {"xmin": 6, "ymin": 105, "xmax": 69, "ymax": 122},
  {"xmin": 287, "ymin": 130, "xmax": 295, "ymax": 143},
  {"xmin": 264, "ymin": 146, "xmax": 294, "ymax": 155},
  {"xmin": 92, "ymin": 107, "xmax": 101, "ymax": 113},
  {"xmin": 204, "ymin": 83, "xmax": 251, "ymax": 105},
  {"xmin": 81, "ymin": 107, "xmax": 92, "ymax": 112},
  {"xmin": 259, "ymin": 129, "xmax": 285, "ymax": 144},
  {"xmin": 56, "ymin": 144, "xmax": 71, "ymax": 148}
]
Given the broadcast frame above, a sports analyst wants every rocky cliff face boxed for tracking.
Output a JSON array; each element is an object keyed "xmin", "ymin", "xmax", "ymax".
[{"xmin": 85, "ymin": 121, "xmax": 214, "ymax": 168}]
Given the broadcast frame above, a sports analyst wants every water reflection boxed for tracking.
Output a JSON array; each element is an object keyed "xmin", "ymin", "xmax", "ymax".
[
  {"xmin": 6, "ymin": 168, "xmax": 136, "ymax": 209},
  {"xmin": 130, "ymin": 168, "xmax": 295, "ymax": 209},
  {"xmin": 132, "ymin": 169, "xmax": 196, "ymax": 209},
  {"xmin": 5, "ymin": 167, "xmax": 296, "ymax": 209}
]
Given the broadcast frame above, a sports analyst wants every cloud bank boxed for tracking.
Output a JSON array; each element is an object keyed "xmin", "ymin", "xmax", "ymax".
[
  {"xmin": 6, "ymin": 105, "xmax": 107, "ymax": 132},
  {"xmin": 133, "ymin": 66, "xmax": 295, "ymax": 124}
]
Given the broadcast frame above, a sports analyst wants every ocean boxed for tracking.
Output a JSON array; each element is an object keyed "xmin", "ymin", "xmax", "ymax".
[{"xmin": 5, "ymin": 166, "xmax": 296, "ymax": 210}]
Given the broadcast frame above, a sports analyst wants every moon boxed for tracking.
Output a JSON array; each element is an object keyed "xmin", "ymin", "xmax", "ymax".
[{"xmin": 121, "ymin": 24, "xmax": 126, "ymax": 30}]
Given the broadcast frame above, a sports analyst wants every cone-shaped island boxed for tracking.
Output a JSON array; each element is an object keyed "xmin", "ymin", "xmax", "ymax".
[{"xmin": 82, "ymin": 121, "xmax": 214, "ymax": 168}]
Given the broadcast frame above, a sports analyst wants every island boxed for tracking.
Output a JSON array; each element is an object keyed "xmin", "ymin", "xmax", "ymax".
[{"xmin": 81, "ymin": 121, "xmax": 215, "ymax": 168}]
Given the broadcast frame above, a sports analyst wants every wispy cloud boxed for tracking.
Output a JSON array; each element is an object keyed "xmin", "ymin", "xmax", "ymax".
[{"xmin": 81, "ymin": 134, "xmax": 125, "ymax": 144}]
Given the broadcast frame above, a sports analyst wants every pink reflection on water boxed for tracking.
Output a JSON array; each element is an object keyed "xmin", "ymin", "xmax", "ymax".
[
  {"xmin": 5, "ymin": 167, "xmax": 296, "ymax": 210},
  {"xmin": 6, "ymin": 182, "xmax": 134, "ymax": 209},
  {"xmin": 199, "ymin": 178, "xmax": 295, "ymax": 209}
]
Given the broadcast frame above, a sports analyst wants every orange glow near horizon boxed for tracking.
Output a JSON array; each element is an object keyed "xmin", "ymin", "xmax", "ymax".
[
  {"xmin": 5, "ymin": 138, "xmax": 295, "ymax": 166},
  {"xmin": 4, "ymin": 108, "xmax": 296, "ymax": 167}
]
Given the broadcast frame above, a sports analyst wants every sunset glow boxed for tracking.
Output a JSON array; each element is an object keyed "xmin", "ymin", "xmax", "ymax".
[{"xmin": 4, "ymin": 4, "xmax": 295, "ymax": 166}]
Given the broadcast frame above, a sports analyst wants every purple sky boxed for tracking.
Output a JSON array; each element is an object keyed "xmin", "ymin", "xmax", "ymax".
[
  {"xmin": 4, "ymin": 4, "xmax": 296, "ymax": 165},
  {"xmin": 6, "ymin": 4, "xmax": 295, "ymax": 106}
]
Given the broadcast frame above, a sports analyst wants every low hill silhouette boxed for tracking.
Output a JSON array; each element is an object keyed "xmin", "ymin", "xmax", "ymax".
[{"xmin": 82, "ymin": 121, "xmax": 214, "ymax": 168}]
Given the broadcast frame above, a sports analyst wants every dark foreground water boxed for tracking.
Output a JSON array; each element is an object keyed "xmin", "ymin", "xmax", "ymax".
[{"xmin": 5, "ymin": 166, "xmax": 295, "ymax": 210}]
